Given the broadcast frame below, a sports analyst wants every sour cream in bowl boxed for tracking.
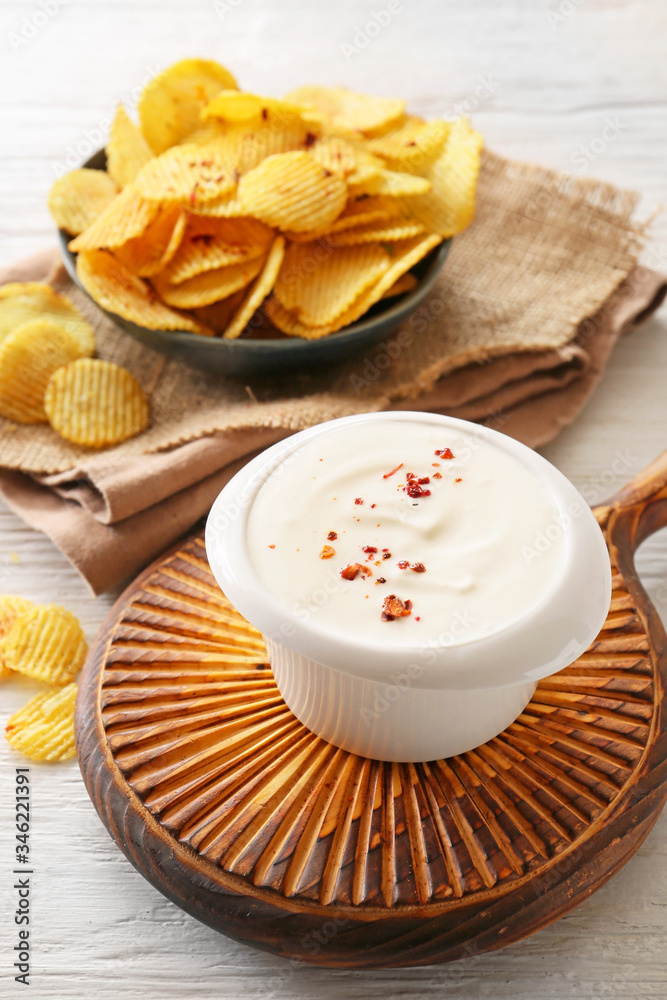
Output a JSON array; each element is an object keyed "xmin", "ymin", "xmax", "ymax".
[{"xmin": 206, "ymin": 412, "xmax": 611, "ymax": 761}]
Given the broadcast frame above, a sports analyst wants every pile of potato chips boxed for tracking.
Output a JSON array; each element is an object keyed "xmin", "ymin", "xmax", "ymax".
[
  {"xmin": 0, "ymin": 282, "xmax": 149, "ymax": 446},
  {"xmin": 49, "ymin": 58, "xmax": 483, "ymax": 340},
  {"xmin": 2, "ymin": 595, "xmax": 88, "ymax": 762}
]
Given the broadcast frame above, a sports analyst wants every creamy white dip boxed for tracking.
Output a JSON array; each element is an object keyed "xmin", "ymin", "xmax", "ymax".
[{"xmin": 246, "ymin": 419, "xmax": 567, "ymax": 649}]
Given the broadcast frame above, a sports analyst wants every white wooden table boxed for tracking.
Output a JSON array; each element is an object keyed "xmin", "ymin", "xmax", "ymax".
[{"xmin": 1, "ymin": 1, "xmax": 667, "ymax": 995}]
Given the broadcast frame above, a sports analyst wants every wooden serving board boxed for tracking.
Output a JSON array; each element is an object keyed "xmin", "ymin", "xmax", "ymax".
[{"xmin": 75, "ymin": 452, "xmax": 667, "ymax": 969}]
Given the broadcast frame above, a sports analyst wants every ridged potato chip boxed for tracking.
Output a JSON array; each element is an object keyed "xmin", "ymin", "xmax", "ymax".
[
  {"xmin": 286, "ymin": 85, "xmax": 405, "ymax": 134},
  {"xmin": 349, "ymin": 168, "xmax": 431, "ymax": 198},
  {"xmin": 5, "ymin": 683, "xmax": 77, "ymax": 762},
  {"xmin": 113, "ymin": 206, "xmax": 187, "ymax": 277},
  {"xmin": 238, "ymin": 151, "xmax": 347, "ymax": 233},
  {"xmin": 133, "ymin": 143, "xmax": 236, "ymax": 209},
  {"xmin": 0, "ymin": 283, "xmax": 95, "ymax": 353},
  {"xmin": 153, "ymin": 255, "xmax": 266, "ymax": 309},
  {"xmin": 331, "ymin": 220, "xmax": 424, "ymax": 246},
  {"xmin": 76, "ymin": 249, "xmax": 209, "ymax": 333},
  {"xmin": 273, "ymin": 240, "xmax": 392, "ymax": 327},
  {"xmin": 367, "ymin": 117, "xmax": 450, "ymax": 172},
  {"xmin": 68, "ymin": 185, "xmax": 160, "ymax": 252},
  {"xmin": 405, "ymin": 117, "xmax": 484, "ymax": 236},
  {"xmin": 0, "ymin": 596, "xmax": 36, "ymax": 677},
  {"xmin": 0, "ymin": 319, "xmax": 94, "ymax": 423},
  {"xmin": 44, "ymin": 358, "xmax": 149, "ymax": 447},
  {"xmin": 191, "ymin": 190, "xmax": 246, "ymax": 218},
  {"xmin": 106, "ymin": 105, "xmax": 153, "ymax": 187},
  {"xmin": 203, "ymin": 90, "xmax": 313, "ymax": 124},
  {"xmin": 138, "ymin": 58, "xmax": 238, "ymax": 154},
  {"xmin": 223, "ymin": 235, "xmax": 286, "ymax": 339},
  {"xmin": 161, "ymin": 216, "xmax": 273, "ymax": 285},
  {"xmin": 3, "ymin": 604, "xmax": 87, "ymax": 685},
  {"xmin": 381, "ymin": 272, "xmax": 418, "ymax": 298},
  {"xmin": 308, "ymin": 136, "xmax": 359, "ymax": 176},
  {"xmin": 267, "ymin": 233, "xmax": 441, "ymax": 338},
  {"xmin": 284, "ymin": 195, "xmax": 403, "ymax": 242},
  {"xmin": 48, "ymin": 169, "xmax": 118, "ymax": 236}
]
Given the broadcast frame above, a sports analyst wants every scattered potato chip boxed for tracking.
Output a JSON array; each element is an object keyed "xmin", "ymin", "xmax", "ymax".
[
  {"xmin": 76, "ymin": 249, "xmax": 210, "ymax": 333},
  {"xmin": 330, "ymin": 220, "xmax": 424, "ymax": 246},
  {"xmin": 153, "ymin": 255, "xmax": 266, "ymax": 309},
  {"xmin": 106, "ymin": 105, "xmax": 153, "ymax": 187},
  {"xmin": 405, "ymin": 117, "xmax": 484, "ymax": 237},
  {"xmin": 161, "ymin": 216, "xmax": 274, "ymax": 285},
  {"xmin": 350, "ymin": 168, "xmax": 431, "ymax": 198},
  {"xmin": 113, "ymin": 206, "xmax": 187, "ymax": 277},
  {"xmin": 0, "ymin": 596, "xmax": 36, "ymax": 678},
  {"xmin": 0, "ymin": 319, "xmax": 94, "ymax": 423},
  {"xmin": 138, "ymin": 58, "xmax": 238, "ymax": 154},
  {"xmin": 0, "ymin": 283, "xmax": 95, "ymax": 353},
  {"xmin": 308, "ymin": 136, "xmax": 359, "ymax": 177},
  {"xmin": 223, "ymin": 235, "xmax": 286, "ymax": 339},
  {"xmin": 238, "ymin": 151, "xmax": 347, "ymax": 233},
  {"xmin": 266, "ymin": 233, "xmax": 441, "ymax": 338},
  {"xmin": 380, "ymin": 272, "xmax": 418, "ymax": 299},
  {"xmin": 5, "ymin": 683, "xmax": 77, "ymax": 762},
  {"xmin": 44, "ymin": 358, "xmax": 149, "ymax": 447},
  {"xmin": 68, "ymin": 184, "xmax": 160, "ymax": 252},
  {"xmin": 133, "ymin": 143, "xmax": 236, "ymax": 210},
  {"xmin": 3, "ymin": 604, "xmax": 87, "ymax": 685},
  {"xmin": 286, "ymin": 85, "xmax": 405, "ymax": 134},
  {"xmin": 48, "ymin": 169, "xmax": 118, "ymax": 236},
  {"xmin": 202, "ymin": 90, "xmax": 313, "ymax": 124},
  {"xmin": 367, "ymin": 117, "xmax": 450, "ymax": 172},
  {"xmin": 190, "ymin": 189, "xmax": 246, "ymax": 218},
  {"xmin": 273, "ymin": 241, "xmax": 392, "ymax": 327}
]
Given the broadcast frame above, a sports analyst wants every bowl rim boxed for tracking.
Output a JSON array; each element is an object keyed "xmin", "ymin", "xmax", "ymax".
[{"xmin": 57, "ymin": 148, "xmax": 452, "ymax": 353}]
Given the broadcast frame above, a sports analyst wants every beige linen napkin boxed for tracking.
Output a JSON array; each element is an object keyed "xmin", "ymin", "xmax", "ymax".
[{"xmin": 0, "ymin": 150, "xmax": 664, "ymax": 593}]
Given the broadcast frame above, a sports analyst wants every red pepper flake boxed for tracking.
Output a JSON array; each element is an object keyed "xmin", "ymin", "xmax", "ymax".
[
  {"xmin": 376, "ymin": 577, "xmax": 387, "ymax": 584},
  {"xmin": 432, "ymin": 462, "xmax": 440, "ymax": 467},
  {"xmin": 418, "ymin": 477, "xmax": 430, "ymax": 484},
  {"xmin": 435, "ymin": 447, "xmax": 454, "ymax": 459},
  {"xmin": 397, "ymin": 560, "xmax": 410, "ymax": 569},
  {"xmin": 433, "ymin": 472, "xmax": 442, "ymax": 479},
  {"xmin": 383, "ymin": 462, "xmax": 403, "ymax": 479},
  {"xmin": 370, "ymin": 503, "xmax": 377, "ymax": 509},
  {"xmin": 191, "ymin": 233, "xmax": 214, "ymax": 246},
  {"xmin": 455, "ymin": 477, "xmax": 463, "ymax": 483},
  {"xmin": 340, "ymin": 563, "xmax": 372, "ymax": 581},
  {"xmin": 404, "ymin": 478, "xmax": 431, "ymax": 498},
  {"xmin": 327, "ymin": 530, "xmax": 337, "ymax": 540},
  {"xmin": 304, "ymin": 131, "xmax": 317, "ymax": 147},
  {"xmin": 382, "ymin": 549, "xmax": 392, "ymax": 559},
  {"xmin": 261, "ymin": 107, "xmax": 268, "ymax": 120},
  {"xmin": 411, "ymin": 562, "xmax": 426, "ymax": 573},
  {"xmin": 381, "ymin": 594, "xmax": 412, "ymax": 621},
  {"xmin": 415, "ymin": 616, "xmax": 421, "ymax": 621},
  {"xmin": 320, "ymin": 545, "xmax": 335, "ymax": 559},
  {"xmin": 268, "ymin": 544, "xmax": 275, "ymax": 549},
  {"xmin": 354, "ymin": 497, "xmax": 364, "ymax": 505},
  {"xmin": 362, "ymin": 545, "xmax": 377, "ymax": 560}
]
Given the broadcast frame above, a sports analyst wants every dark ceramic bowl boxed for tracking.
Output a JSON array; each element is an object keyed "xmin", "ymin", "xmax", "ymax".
[{"xmin": 58, "ymin": 149, "xmax": 451, "ymax": 378}]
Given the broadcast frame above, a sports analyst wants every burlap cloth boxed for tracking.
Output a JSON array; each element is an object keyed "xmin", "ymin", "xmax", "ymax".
[{"xmin": 0, "ymin": 150, "xmax": 664, "ymax": 593}]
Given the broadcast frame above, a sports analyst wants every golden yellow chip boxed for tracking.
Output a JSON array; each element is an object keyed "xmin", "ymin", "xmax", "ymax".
[
  {"xmin": 405, "ymin": 117, "xmax": 484, "ymax": 236},
  {"xmin": 113, "ymin": 206, "xmax": 187, "ymax": 277},
  {"xmin": 153, "ymin": 255, "xmax": 266, "ymax": 309},
  {"xmin": 161, "ymin": 216, "xmax": 274, "ymax": 285},
  {"xmin": 266, "ymin": 233, "xmax": 441, "ymax": 338},
  {"xmin": 0, "ymin": 283, "xmax": 95, "ymax": 353},
  {"xmin": 68, "ymin": 185, "xmax": 160, "ymax": 252},
  {"xmin": 44, "ymin": 358, "xmax": 149, "ymax": 448},
  {"xmin": 238, "ymin": 151, "xmax": 347, "ymax": 233},
  {"xmin": 367, "ymin": 117, "xmax": 450, "ymax": 172},
  {"xmin": 380, "ymin": 272, "xmax": 418, "ymax": 298},
  {"xmin": 285, "ymin": 85, "xmax": 405, "ymax": 134},
  {"xmin": 48, "ymin": 169, "xmax": 118, "ymax": 236},
  {"xmin": 223, "ymin": 235, "xmax": 286, "ymax": 339},
  {"xmin": 273, "ymin": 240, "xmax": 392, "ymax": 328},
  {"xmin": 202, "ymin": 90, "xmax": 313, "ymax": 124},
  {"xmin": 3, "ymin": 604, "xmax": 87, "ymax": 685},
  {"xmin": 189, "ymin": 190, "xmax": 245, "ymax": 217},
  {"xmin": 106, "ymin": 105, "xmax": 153, "ymax": 188},
  {"xmin": 308, "ymin": 136, "xmax": 359, "ymax": 176},
  {"xmin": 5, "ymin": 683, "xmax": 77, "ymax": 762},
  {"xmin": 76, "ymin": 249, "xmax": 209, "ymax": 334},
  {"xmin": 330, "ymin": 220, "xmax": 424, "ymax": 246},
  {"xmin": 138, "ymin": 58, "xmax": 238, "ymax": 154},
  {"xmin": 349, "ymin": 168, "xmax": 431, "ymax": 198},
  {"xmin": 284, "ymin": 195, "xmax": 403, "ymax": 242},
  {"xmin": 0, "ymin": 595, "xmax": 36, "ymax": 677},
  {"xmin": 133, "ymin": 143, "xmax": 236, "ymax": 209},
  {"xmin": 0, "ymin": 319, "xmax": 94, "ymax": 423}
]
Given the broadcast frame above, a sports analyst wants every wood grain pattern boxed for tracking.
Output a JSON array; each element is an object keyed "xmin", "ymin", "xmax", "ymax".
[{"xmin": 75, "ymin": 452, "xmax": 667, "ymax": 968}]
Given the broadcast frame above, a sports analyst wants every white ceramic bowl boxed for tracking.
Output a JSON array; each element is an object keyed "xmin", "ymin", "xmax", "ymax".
[{"xmin": 205, "ymin": 412, "xmax": 612, "ymax": 761}]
